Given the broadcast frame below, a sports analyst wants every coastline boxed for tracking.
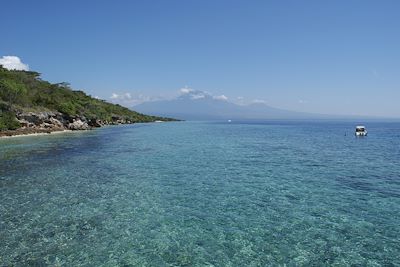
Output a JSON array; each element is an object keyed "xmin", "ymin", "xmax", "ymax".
[
  {"xmin": 0, "ymin": 128, "xmax": 74, "ymax": 139},
  {"xmin": 0, "ymin": 120, "xmax": 173, "ymax": 139}
]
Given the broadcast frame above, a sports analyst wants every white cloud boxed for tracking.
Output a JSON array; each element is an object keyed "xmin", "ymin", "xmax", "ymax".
[
  {"xmin": 213, "ymin": 95, "xmax": 228, "ymax": 101},
  {"xmin": 0, "ymin": 56, "xmax": 29, "ymax": 71},
  {"xmin": 178, "ymin": 87, "xmax": 209, "ymax": 100},
  {"xmin": 179, "ymin": 87, "xmax": 230, "ymax": 101},
  {"xmin": 110, "ymin": 93, "xmax": 132, "ymax": 100},
  {"xmin": 180, "ymin": 87, "xmax": 193, "ymax": 94},
  {"xmin": 191, "ymin": 93, "xmax": 205, "ymax": 100}
]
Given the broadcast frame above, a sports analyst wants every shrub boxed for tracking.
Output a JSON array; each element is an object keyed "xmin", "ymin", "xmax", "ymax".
[{"xmin": 0, "ymin": 111, "xmax": 21, "ymax": 131}]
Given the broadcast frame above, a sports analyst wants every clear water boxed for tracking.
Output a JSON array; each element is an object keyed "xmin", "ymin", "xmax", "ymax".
[{"xmin": 1, "ymin": 121, "xmax": 399, "ymax": 266}]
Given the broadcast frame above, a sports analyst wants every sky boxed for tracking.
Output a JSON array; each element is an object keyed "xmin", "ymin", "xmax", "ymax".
[{"xmin": 1, "ymin": 0, "xmax": 400, "ymax": 117}]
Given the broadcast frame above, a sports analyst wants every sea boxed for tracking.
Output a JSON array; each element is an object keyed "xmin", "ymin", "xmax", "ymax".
[{"xmin": 1, "ymin": 121, "xmax": 399, "ymax": 266}]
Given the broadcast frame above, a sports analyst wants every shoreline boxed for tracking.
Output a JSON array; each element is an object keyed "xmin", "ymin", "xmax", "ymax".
[
  {"xmin": 0, "ymin": 128, "xmax": 75, "ymax": 139},
  {"xmin": 0, "ymin": 120, "xmax": 172, "ymax": 139}
]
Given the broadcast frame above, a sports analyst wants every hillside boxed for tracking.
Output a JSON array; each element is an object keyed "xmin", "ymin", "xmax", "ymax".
[{"xmin": 0, "ymin": 66, "xmax": 175, "ymax": 132}]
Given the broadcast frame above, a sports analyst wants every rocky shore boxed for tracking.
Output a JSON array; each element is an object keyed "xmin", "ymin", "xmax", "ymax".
[{"xmin": 0, "ymin": 111, "xmax": 134, "ymax": 138}]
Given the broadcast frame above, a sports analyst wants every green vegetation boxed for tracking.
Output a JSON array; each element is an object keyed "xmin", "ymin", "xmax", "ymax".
[
  {"xmin": 0, "ymin": 66, "xmax": 174, "ymax": 130},
  {"xmin": 0, "ymin": 111, "xmax": 21, "ymax": 130}
]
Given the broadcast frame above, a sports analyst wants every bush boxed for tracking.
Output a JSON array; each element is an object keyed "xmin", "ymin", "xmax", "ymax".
[
  {"xmin": 57, "ymin": 101, "xmax": 77, "ymax": 115},
  {"xmin": 0, "ymin": 111, "xmax": 21, "ymax": 131}
]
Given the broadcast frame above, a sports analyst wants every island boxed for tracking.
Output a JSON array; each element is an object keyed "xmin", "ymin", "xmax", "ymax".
[{"xmin": 0, "ymin": 66, "xmax": 176, "ymax": 137}]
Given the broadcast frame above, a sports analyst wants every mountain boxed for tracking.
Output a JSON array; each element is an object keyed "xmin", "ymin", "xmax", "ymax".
[
  {"xmin": 0, "ymin": 66, "xmax": 175, "ymax": 132},
  {"xmin": 133, "ymin": 89, "xmax": 326, "ymax": 120}
]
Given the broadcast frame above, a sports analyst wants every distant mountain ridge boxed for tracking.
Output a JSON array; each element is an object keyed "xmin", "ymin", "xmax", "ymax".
[{"xmin": 134, "ymin": 89, "xmax": 330, "ymax": 120}]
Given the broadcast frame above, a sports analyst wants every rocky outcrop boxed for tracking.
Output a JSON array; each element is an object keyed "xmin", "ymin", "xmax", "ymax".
[
  {"xmin": 67, "ymin": 119, "xmax": 90, "ymax": 130},
  {"xmin": 15, "ymin": 111, "xmax": 134, "ymax": 132},
  {"xmin": 88, "ymin": 119, "xmax": 102, "ymax": 128},
  {"xmin": 16, "ymin": 111, "xmax": 67, "ymax": 130}
]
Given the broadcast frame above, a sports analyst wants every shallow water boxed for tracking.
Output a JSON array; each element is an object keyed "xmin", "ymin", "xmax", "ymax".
[{"xmin": 1, "ymin": 121, "xmax": 399, "ymax": 266}]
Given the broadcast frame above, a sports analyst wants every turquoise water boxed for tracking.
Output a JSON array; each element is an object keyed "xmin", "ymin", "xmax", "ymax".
[{"xmin": 1, "ymin": 121, "xmax": 399, "ymax": 266}]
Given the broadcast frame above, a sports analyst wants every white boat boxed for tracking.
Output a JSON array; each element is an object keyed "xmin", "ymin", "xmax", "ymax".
[{"xmin": 355, "ymin": 125, "xmax": 367, "ymax": 136}]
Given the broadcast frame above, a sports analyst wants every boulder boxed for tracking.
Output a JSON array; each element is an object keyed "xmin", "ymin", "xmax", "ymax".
[
  {"xmin": 49, "ymin": 117, "xmax": 64, "ymax": 128},
  {"xmin": 68, "ymin": 119, "xmax": 90, "ymax": 130}
]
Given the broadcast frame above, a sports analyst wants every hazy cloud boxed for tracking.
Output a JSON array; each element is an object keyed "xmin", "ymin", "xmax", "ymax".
[
  {"xmin": 180, "ymin": 87, "xmax": 194, "ymax": 94},
  {"xmin": 213, "ymin": 95, "xmax": 228, "ymax": 101},
  {"xmin": 179, "ymin": 87, "xmax": 230, "ymax": 101},
  {"xmin": 110, "ymin": 92, "xmax": 166, "ymax": 106},
  {"xmin": 0, "ymin": 56, "xmax": 29, "ymax": 70},
  {"xmin": 111, "ymin": 87, "xmax": 233, "ymax": 107},
  {"xmin": 252, "ymin": 99, "xmax": 267, "ymax": 104},
  {"xmin": 111, "ymin": 93, "xmax": 132, "ymax": 100},
  {"xmin": 234, "ymin": 96, "xmax": 246, "ymax": 106},
  {"xmin": 191, "ymin": 93, "xmax": 206, "ymax": 99},
  {"xmin": 179, "ymin": 87, "xmax": 209, "ymax": 100},
  {"xmin": 110, "ymin": 92, "xmax": 133, "ymax": 105}
]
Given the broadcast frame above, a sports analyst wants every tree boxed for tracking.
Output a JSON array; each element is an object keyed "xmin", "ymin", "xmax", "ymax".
[{"xmin": 0, "ymin": 79, "xmax": 27, "ymax": 110}]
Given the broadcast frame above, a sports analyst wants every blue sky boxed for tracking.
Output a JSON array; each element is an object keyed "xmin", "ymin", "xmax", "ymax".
[{"xmin": 2, "ymin": 0, "xmax": 400, "ymax": 117}]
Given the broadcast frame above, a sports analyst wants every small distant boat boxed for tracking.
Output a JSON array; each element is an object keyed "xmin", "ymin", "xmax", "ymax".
[
  {"xmin": 228, "ymin": 120, "xmax": 232, "ymax": 123},
  {"xmin": 355, "ymin": 125, "xmax": 367, "ymax": 136}
]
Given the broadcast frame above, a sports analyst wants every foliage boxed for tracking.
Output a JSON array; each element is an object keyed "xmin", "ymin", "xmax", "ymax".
[
  {"xmin": 0, "ymin": 75, "xmax": 28, "ymax": 109},
  {"xmin": 0, "ymin": 111, "xmax": 20, "ymax": 130},
  {"xmin": 0, "ymin": 66, "xmax": 175, "ymax": 130}
]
